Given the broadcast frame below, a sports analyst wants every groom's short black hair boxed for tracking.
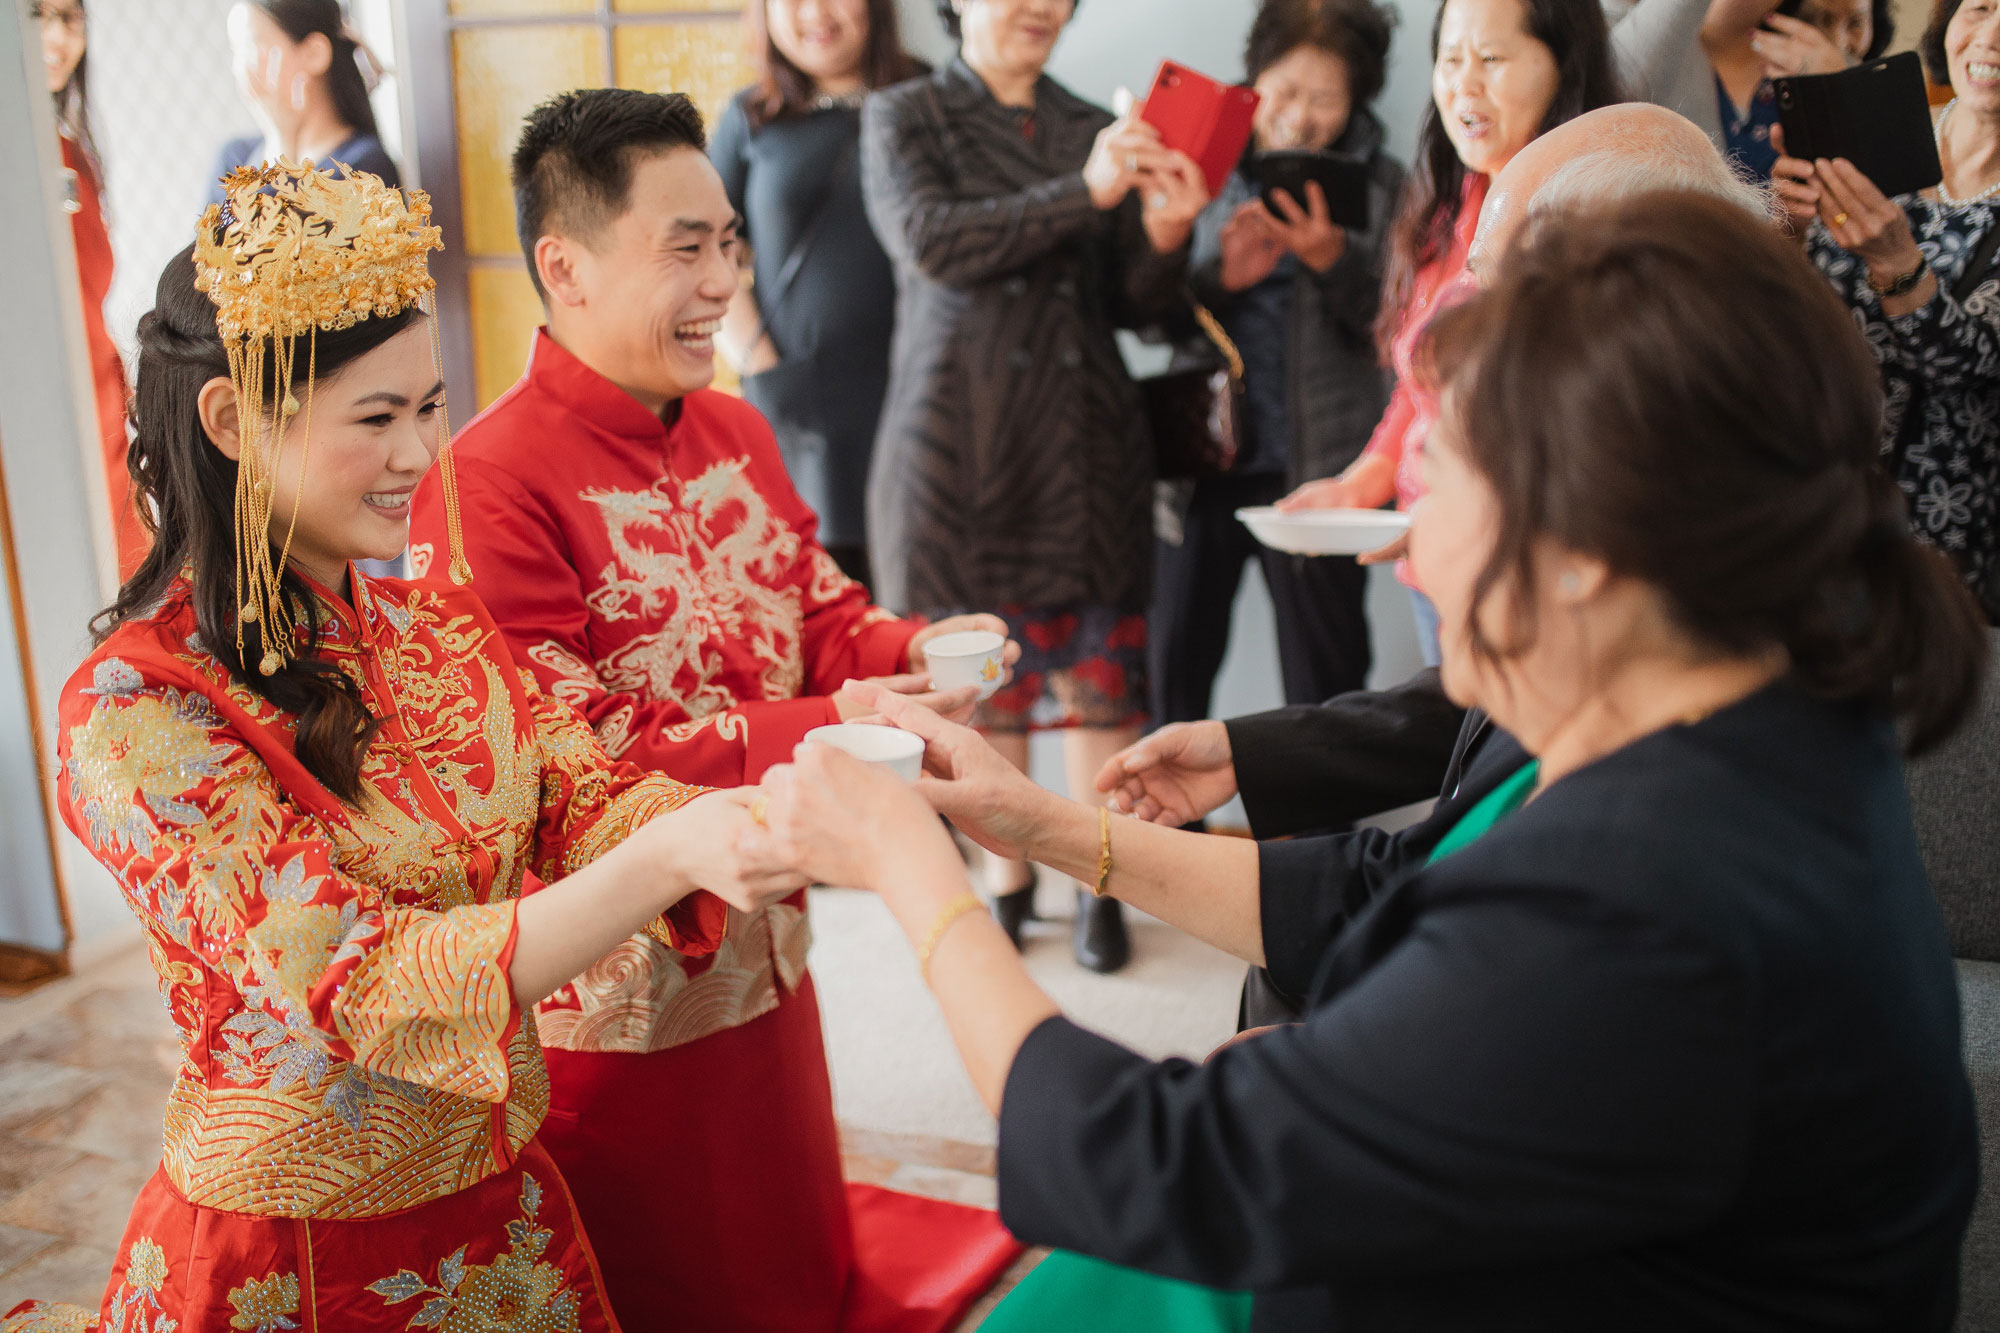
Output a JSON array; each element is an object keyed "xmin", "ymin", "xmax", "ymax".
[{"xmin": 513, "ymin": 88, "xmax": 707, "ymax": 299}]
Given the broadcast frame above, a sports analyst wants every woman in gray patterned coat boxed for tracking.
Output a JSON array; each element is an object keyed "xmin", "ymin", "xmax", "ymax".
[
  {"xmin": 861, "ymin": 0, "xmax": 1208, "ymax": 972},
  {"xmin": 1771, "ymin": 0, "xmax": 2000, "ymax": 620}
]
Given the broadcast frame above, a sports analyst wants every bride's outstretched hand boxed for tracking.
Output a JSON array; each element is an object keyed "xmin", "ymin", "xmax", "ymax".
[
  {"xmin": 843, "ymin": 681, "xmax": 1057, "ymax": 862},
  {"xmin": 738, "ymin": 742, "xmax": 951, "ymax": 893}
]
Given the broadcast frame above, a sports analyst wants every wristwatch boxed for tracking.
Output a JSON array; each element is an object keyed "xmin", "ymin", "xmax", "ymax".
[{"xmin": 1867, "ymin": 257, "xmax": 1930, "ymax": 298}]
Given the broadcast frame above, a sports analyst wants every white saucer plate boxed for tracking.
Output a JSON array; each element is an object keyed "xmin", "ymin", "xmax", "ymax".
[{"xmin": 1235, "ymin": 506, "xmax": 1412, "ymax": 556}]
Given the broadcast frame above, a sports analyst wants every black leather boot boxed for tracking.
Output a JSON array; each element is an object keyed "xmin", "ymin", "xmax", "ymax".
[
  {"xmin": 989, "ymin": 864, "xmax": 1038, "ymax": 950},
  {"xmin": 1072, "ymin": 888, "xmax": 1130, "ymax": 974},
  {"xmin": 991, "ymin": 884, "xmax": 1036, "ymax": 950}
]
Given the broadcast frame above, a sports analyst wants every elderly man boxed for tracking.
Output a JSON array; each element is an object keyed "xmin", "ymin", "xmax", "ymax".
[
  {"xmin": 1101, "ymin": 104, "xmax": 1767, "ymax": 1020},
  {"xmin": 410, "ymin": 89, "xmax": 1017, "ymax": 1331}
]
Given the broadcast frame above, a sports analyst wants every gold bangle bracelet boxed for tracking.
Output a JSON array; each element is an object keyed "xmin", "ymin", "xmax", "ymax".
[
  {"xmin": 917, "ymin": 891, "xmax": 986, "ymax": 985},
  {"xmin": 1094, "ymin": 804, "xmax": 1113, "ymax": 898}
]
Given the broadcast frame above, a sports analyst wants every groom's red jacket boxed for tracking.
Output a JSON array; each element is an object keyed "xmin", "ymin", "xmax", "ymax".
[{"xmin": 411, "ymin": 329, "xmax": 918, "ymax": 791}]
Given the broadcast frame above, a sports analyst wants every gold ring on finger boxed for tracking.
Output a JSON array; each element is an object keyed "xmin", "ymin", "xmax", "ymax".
[
  {"xmin": 1833, "ymin": 212, "xmax": 1849, "ymax": 226},
  {"xmin": 750, "ymin": 794, "xmax": 769, "ymax": 827}
]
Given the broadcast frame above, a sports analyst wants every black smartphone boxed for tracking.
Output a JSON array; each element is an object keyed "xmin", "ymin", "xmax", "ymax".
[
  {"xmin": 1249, "ymin": 150, "xmax": 1372, "ymax": 230},
  {"xmin": 1774, "ymin": 51, "xmax": 1942, "ymax": 199}
]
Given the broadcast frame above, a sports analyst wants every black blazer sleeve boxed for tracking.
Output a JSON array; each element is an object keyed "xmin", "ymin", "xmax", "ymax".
[
  {"xmin": 1226, "ymin": 669, "xmax": 1467, "ymax": 838},
  {"xmin": 995, "ymin": 852, "xmax": 1753, "ymax": 1292}
]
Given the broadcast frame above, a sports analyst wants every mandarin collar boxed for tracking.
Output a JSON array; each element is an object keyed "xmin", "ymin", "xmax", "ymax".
[
  {"xmin": 290, "ymin": 563, "xmax": 366, "ymax": 650},
  {"xmin": 522, "ymin": 328, "xmax": 679, "ymax": 445}
]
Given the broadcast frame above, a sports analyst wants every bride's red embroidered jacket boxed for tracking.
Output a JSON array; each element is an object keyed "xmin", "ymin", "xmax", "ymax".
[
  {"xmin": 410, "ymin": 329, "xmax": 920, "ymax": 791},
  {"xmin": 54, "ymin": 567, "xmax": 724, "ymax": 1217}
]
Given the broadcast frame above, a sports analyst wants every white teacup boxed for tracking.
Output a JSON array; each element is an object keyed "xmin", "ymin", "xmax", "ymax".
[
  {"xmin": 922, "ymin": 630, "xmax": 1007, "ymax": 701},
  {"xmin": 803, "ymin": 724, "xmax": 925, "ymax": 781}
]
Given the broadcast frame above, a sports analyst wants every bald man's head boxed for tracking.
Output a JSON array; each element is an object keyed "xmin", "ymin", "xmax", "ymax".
[{"xmin": 1468, "ymin": 104, "xmax": 1772, "ymax": 282}]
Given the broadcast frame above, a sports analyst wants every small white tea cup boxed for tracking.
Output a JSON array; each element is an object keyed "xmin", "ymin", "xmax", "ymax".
[
  {"xmin": 803, "ymin": 724, "xmax": 925, "ymax": 781},
  {"xmin": 922, "ymin": 630, "xmax": 1007, "ymax": 701}
]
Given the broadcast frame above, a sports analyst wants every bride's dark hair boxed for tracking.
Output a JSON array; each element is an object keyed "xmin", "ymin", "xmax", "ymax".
[{"xmin": 94, "ymin": 241, "xmax": 417, "ymax": 801}]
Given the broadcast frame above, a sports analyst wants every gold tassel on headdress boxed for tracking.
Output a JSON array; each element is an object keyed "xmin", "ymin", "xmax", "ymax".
[{"xmin": 193, "ymin": 159, "xmax": 471, "ymax": 677}]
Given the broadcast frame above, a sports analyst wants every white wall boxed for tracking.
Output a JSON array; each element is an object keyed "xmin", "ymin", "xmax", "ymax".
[
  {"xmin": 0, "ymin": 2, "xmax": 130, "ymax": 957},
  {"xmin": 88, "ymin": 0, "xmax": 406, "ymax": 360}
]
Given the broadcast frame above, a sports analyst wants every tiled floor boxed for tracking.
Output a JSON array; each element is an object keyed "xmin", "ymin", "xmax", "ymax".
[{"xmin": 0, "ymin": 945, "xmax": 1041, "ymax": 1327}]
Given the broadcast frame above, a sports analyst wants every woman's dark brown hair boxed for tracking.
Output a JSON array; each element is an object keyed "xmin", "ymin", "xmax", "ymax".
[
  {"xmin": 1375, "ymin": 0, "xmax": 1621, "ymax": 358},
  {"xmin": 749, "ymin": 0, "xmax": 925, "ymax": 129},
  {"xmin": 1419, "ymin": 191, "xmax": 1988, "ymax": 754},
  {"xmin": 1246, "ymin": 0, "xmax": 1396, "ymax": 110},
  {"xmin": 1921, "ymin": 0, "xmax": 1968, "ymax": 84},
  {"xmin": 93, "ymin": 241, "xmax": 417, "ymax": 800},
  {"xmin": 255, "ymin": 0, "xmax": 382, "ymax": 144}
]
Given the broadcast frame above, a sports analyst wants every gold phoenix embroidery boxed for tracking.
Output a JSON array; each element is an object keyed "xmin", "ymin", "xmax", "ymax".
[{"xmin": 368, "ymin": 1174, "xmax": 581, "ymax": 1332}]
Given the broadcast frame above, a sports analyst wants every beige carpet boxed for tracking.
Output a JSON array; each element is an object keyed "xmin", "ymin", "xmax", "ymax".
[{"xmin": 808, "ymin": 871, "xmax": 1244, "ymax": 1147}]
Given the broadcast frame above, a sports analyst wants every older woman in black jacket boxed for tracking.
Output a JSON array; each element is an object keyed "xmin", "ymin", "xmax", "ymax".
[
  {"xmin": 745, "ymin": 193, "xmax": 1985, "ymax": 1330},
  {"xmin": 1153, "ymin": 0, "xmax": 1407, "ymax": 731},
  {"xmin": 861, "ymin": 0, "xmax": 1208, "ymax": 971}
]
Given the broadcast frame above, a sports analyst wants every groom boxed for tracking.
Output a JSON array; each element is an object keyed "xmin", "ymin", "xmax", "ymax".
[{"xmin": 410, "ymin": 88, "xmax": 1015, "ymax": 1330}]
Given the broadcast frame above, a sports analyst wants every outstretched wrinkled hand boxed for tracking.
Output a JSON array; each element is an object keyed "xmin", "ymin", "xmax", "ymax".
[
  {"xmin": 737, "ymin": 742, "xmax": 946, "ymax": 893},
  {"xmin": 1094, "ymin": 719, "xmax": 1238, "ymax": 826},
  {"xmin": 844, "ymin": 681, "xmax": 1055, "ymax": 861}
]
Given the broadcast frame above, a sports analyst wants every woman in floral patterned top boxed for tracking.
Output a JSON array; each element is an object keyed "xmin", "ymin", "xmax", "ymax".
[
  {"xmin": 1772, "ymin": 0, "xmax": 2000, "ymax": 619},
  {"xmin": 1, "ymin": 172, "xmax": 804, "ymax": 1333}
]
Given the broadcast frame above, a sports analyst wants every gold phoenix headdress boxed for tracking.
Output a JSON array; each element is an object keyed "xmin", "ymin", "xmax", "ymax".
[{"xmin": 193, "ymin": 159, "xmax": 471, "ymax": 677}]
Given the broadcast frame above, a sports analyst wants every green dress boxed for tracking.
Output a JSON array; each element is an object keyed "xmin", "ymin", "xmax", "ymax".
[{"xmin": 980, "ymin": 763, "xmax": 1542, "ymax": 1332}]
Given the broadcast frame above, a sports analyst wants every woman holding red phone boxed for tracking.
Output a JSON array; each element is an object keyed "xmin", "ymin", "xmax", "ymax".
[{"xmin": 862, "ymin": 0, "xmax": 1210, "ymax": 973}]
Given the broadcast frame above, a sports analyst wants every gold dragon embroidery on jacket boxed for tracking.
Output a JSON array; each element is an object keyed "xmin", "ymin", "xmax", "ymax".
[{"xmin": 580, "ymin": 458, "xmax": 809, "ymax": 720}]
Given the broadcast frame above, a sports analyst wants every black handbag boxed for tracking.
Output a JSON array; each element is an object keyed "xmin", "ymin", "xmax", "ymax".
[{"xmin": 1144, "ymin": 302, "xmax": 1246, "ymax": 481}]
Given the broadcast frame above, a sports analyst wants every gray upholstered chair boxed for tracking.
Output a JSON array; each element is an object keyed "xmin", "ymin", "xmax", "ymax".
[{"xmin": 1905, "ymin": 628, "xmax": 2000, "ymax": 1330}]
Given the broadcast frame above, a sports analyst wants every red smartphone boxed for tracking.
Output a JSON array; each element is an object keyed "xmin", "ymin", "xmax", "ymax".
[{"xmin": 1138, "ymin": 60, "xmax": 1260, "ymax": 197}]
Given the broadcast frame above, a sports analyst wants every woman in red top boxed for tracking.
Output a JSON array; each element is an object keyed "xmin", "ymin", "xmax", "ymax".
[
  {"xmin": 1279, "ymin": 0, "xmax": 1620, "ymax": 664},
  {"xmin": 37, "ymin": 0, "xmax": 144, "ymax": 578}
]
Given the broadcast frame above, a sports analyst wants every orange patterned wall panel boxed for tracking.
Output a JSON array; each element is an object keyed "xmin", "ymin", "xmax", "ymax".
[
  {"xmin": 451, "ymin": 0, "xmax": 594, "ymax": 14},
  {"xmin": 613, "ymin": 0, "xmax": 746, "ymax": 12},
  {"xmin": 469, "ymin": 266, "xmax": 549, "ymax": 411},
  {"xmin": 453, "ymin": 24, "xmax": 606, "ymax": 259},
  {"xmin": 613, "ymin": 20, "xmax": 756, "ymax": 133}
]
